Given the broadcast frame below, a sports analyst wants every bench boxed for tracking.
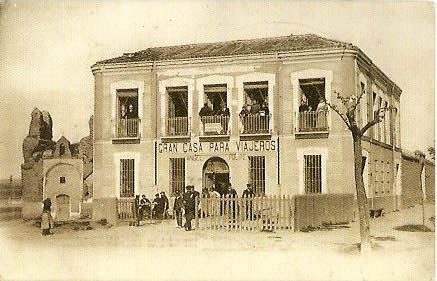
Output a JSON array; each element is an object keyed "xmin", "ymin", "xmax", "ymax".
[{"xmin": 370, "ymin": 208, "xmax": 384, "ymax": 218}]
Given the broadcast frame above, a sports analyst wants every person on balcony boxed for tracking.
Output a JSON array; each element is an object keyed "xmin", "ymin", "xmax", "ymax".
[
  {"xmin": 199, "ymin": 103, "xmax": 213, "ymax": 118},
  {"xmin": 250, "ymin": 100, "xmax": 261, "ymax": 115},
  {"xmin": 216, "ymin": 101, "xmax": 230, "ymax": 117},
  {"xmin": 126, "ymin": 104, "xmax": 137, "ymax": 119},
  {"xmin": 239, "ymin": 105, "xmax": 250, "ymax": 133},
  {"xmin": 259, "ymin": 102, "xmax": 270, "ymax": 132},
  {"xmin": 216, "ymin": 102, "xmax": 230, "ymax": 133},
  {"xmin": 316, "ymin": 100, "xmax": 328, "ymax": 129}
]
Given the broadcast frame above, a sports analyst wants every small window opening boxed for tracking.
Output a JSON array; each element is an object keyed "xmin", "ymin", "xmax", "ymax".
[{"xmin": 60, "ymin": 176, "xmax": 66, "ymax": 184}]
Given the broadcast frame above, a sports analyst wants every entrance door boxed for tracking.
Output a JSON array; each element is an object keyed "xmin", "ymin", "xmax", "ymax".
[
  {"xmin": 56, "ymin": 194, "xmax": 70, "ymax": 221},
  {"xmin": 203, "ymin": 157, "xmax": 230, "ymax": 195}
]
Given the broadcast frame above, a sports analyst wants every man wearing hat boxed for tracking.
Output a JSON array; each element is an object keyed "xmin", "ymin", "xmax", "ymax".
[
  {"xmin": 183, "ymin": 186, "xmax": 196, "ymax": 231},
  {"xmin": 242, "ymin": 183, "xmax": 255, "ymax": 220},
  {"xmin": 242, "ymin": 183, "xmax": 254, "ymax": 198}
]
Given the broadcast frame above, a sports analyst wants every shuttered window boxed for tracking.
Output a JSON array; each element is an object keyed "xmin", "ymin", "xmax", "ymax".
[
  {"xmin": 249, "ymin": 156, "xmax": 266, "ymax": 195},
  {"xmin": 120, "ymin": 159, "xmax": 135, "ymax": 197},
  {"xmin": 170, "ymin": 158, "xmax": 185, "ymax": 196},
  {"xmin": 304, "ymin": 155, "xmax": 322, "ymax": 194}
]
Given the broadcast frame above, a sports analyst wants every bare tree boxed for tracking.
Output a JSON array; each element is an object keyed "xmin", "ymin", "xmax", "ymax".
[
  {"xmin": 414, "ymin": 150, "xmax": 426, "ymax": 226},
  {"xmin": 313, "ymin": 87, "xmax": 392, "ymax": 254},
  {"xmin": 427, "ymin": 146, "xmax": 435, "ymax": 160}
]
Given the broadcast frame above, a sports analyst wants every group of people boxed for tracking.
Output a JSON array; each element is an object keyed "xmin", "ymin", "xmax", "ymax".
[
  {"xmin": 137, "ymin": 191, "xmax": 169, "ymax": 221},
  {"xmin": 239, "ymin": 100, "xmax": 269, "ymax": 118},
  {"xmin": 172, "ymin": 183, "xmax": 256, "ymax": 230},
  {"xmin": 299, "ymin": 97, "xmax": 328, "ymax": 129},
  {"xmin": 199, "ymin": 101, "xmax": 230, "ymax": 118}
]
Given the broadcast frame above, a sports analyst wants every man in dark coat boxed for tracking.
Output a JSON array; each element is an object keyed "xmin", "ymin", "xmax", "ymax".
[
  {"xmin": 226, "ymin": 183, "xmax": 238, "ymax": 219},
  {"xmin": 183, "ymin": 186, "xmax": 195, "ymax": 231},
  {"xmin": 152, "ymin": 193, "xmax": 164, "ymax": 219},
  {"xmin": 173, "ymin": 190, "xmax": 184, "ymax": 228},
  {"xmin": 242, "ymin": 183, "xmax": 255, "ymax": 220},
  {"xmin": 199, "ymin": 103, "xmax": 213, "ymax": 118},
  {"xmin": 160, "ymin": 191, "xmax": 169, "ymax": 219},
  {"xmin": 139, "ymin": 195, "xmax": 151, "ymax": 220}
]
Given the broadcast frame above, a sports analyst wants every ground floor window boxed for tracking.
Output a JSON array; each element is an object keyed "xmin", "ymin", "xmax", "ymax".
[
  {"xmin": 304, "ymin": 154, "xmax": 322, "ymax": 194},
  {"xmin": 120, "ymin": 159, "xmax": 135, "ymax": 197},
  {"xmin": 170, "ymin": 158, "xmax": 185, "ymax": 196},
  {"xmin": 248, "ymin": 156, "xmax": 266, "ymax": 195}
]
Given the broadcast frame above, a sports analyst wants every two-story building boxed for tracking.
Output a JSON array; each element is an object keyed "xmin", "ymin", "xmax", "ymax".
[{"xmin": 91, "ymin": 34, "xmax": 402, "ymax": 223}]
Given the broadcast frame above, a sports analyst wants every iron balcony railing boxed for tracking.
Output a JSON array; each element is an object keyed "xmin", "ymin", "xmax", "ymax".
[
  {"xmin": 240, "ymin": 113, "xmax": 271, "ymax": 134},
  {"xmin": 200, "ymin": 115, "xmax": 230, "ymax": 136},
  {"xmin": 166, "ymin": 117, "xmax": 190, "ymax": 136},
  {"xmin": 297, "ymin": 111, "xmax": 328, "ymax": 132},
  {"xmin": 116, "ymin": 118, "xmax": 141, "ymax": 138}
]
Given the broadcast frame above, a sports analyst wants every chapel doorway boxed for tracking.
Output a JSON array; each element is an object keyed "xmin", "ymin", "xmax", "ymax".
[
  {"xmin": 202, "ymin": 157, "xmax": 230, "ymax": 195},
  {"xmin": 56, "ymin": 194, "xmax": 70, "ymax": 221}
]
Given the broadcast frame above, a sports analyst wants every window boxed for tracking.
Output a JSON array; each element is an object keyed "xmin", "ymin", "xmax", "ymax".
[
  {"xmin": 249, "ymin": 156, "xmax": 266, "ymax": 195},
  {"xmin": 384, "ymin": 101, "xmax": 390, "ymax": 144},
  {"xmin": 200, "ymin": 84, "xmax": 229, "ymax": 135},
  {"xmin": 203, "ymin": 84, "xmax": 228, "ymax": 114},
  {"xmin": 393, "ymin": 108, "xmax": 398, "ymax": 146},
  {"xmin": 304, "ymin": 155, "xmax": 322, "ymax": 193},
  {"xmin": 169, "ymin": 158, "xmax": 185, "ymax": 196},
  {"xmin": 374, "ymin": 160, "xmax": 379, "ymax": 194},
  {"xmin": 297, "ymin": 79, "xmax": 327, "ymax": 131},
  {"xmin": 241, "ymin": 82, "xmax": 270, "ymax": 134},
  {"xmin": 386, "ymin": 161, "xmax": 391, "ymax": 193},
  {"xmin": 167, "ymin": 87, "xmax": 189, "ymax": 136},
  {"xmin": 120, "ymin": 159, "xmax": 135, "ymax": 197},
  {"xmin": 59, "ymin": 176, "xmax": 66, "ymax": 184},
  {"xmin": 116, "ymin": 89, "xmax": 139, "ymax": 138}
]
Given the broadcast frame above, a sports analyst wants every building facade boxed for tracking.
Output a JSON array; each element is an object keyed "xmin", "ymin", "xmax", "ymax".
[{"xmin": 91, "ymin": 34, "xmax": 402, "ymax": 223}]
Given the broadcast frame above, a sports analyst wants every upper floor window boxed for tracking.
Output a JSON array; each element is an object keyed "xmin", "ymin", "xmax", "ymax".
[
  {"xmin": 199, "ymin": 84, "xmax": 230, "ymax": 135},
  {"xmin": 297, "ymin": 78, "xmax": 328, "ymax": 132},
  {"xmin": 239, "ymin": 81, "xmax": 270, "ymax": 134},
  {"xmin": 116, "ymin": 89, "xmax": 139, "ymax": 138},
  {"xmin": 166, "ymin": 86, "xmax": 189, "ymax": 136}
]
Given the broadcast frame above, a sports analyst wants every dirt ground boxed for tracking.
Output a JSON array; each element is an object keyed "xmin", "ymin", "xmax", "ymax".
[{"xmin": 0, "ymin": 204, "xmax": 434, "ymax": 281}]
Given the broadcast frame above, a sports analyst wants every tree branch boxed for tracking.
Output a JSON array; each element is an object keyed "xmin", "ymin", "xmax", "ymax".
[
  {"xmin": 313, "ymin": 86, "xmax": 352, "ymax": 129},
  {"xmin": 360, "ymin": 107, "xmax": 391, "ymax": 135}
]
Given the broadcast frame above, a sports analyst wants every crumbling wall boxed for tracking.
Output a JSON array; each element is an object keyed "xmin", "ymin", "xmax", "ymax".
[{"xmin": 21, "ymin": 108, "xmax": 55, "ymax": 219}]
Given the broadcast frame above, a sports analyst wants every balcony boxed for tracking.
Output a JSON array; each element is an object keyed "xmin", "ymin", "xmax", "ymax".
[
  {"xmin": 240, "ymin": 113, "xmax": 271, "ymax": 135},
  {"xmin": 200, "ymin": 115, "xmax": 230, "ymax": 136},
  {"xmin": 295, "ymin": 111, "xmax": 328, "ymax": 138},
  {"xmin": 113, "ymin": 118, "xmax": 141, "ymax": 143},
  {"xmin": 165, "ymin": 117, "xmax": 190, "ymax": 137}
]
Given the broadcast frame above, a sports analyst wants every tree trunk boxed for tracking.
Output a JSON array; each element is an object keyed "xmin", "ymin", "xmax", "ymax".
[
  {"xmin": 419, "ymin": 159, "xmax": 425, "ymax": 226},
  {"xmin": 352, "ymin": 134, "xmax": 371, "ymax": 254}
]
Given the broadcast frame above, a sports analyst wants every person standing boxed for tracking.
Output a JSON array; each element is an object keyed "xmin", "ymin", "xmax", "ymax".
[
  {"xmin": 173, "ymin": 190, "xmax": 184, "ymax": 228},
  {"xmin": 152, "ymin": 193, "xmax": 163, "ymax": 219},
  {"xmin": 41, "ymin": 199, "xmax": 54, "ymax": 236},
  {"xmin": 242, "ymin": 183, "xmax": 255, "ymax": 220},
  {"xmin": 183, "ymin": 186, "xmax": 195, "ymax": 231},
  {"xmin": 227, "ymin": 183, "xmax": 238, "ymax": 220},
  {"xmin": 160, "ymin": 191, "xmax": 169, "ymax": 219}
]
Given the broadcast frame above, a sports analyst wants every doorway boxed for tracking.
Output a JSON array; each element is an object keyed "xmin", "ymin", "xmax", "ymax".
[
  {"xmin": 56, "ymin": 194, "xmax": 70, "ymax": 221},
  {"xmin": 202, "ymin": 157, "xmax": 230, "ymax": 195}
]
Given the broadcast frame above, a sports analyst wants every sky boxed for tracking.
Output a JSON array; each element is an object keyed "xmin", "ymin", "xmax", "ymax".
[{"xmin": 0, "ymin": 0, "xmax": 434, "ymax": 179}]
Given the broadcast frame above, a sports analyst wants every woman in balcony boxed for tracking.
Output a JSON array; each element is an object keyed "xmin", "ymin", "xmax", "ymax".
[{"xmin": 316, "ymin": 101, "xmax": 328, "ymax": 130}]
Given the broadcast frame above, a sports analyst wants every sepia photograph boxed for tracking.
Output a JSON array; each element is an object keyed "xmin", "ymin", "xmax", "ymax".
[{"xmin": 0, "ymin": 0, "xmax": 435, "ymax": 280}]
